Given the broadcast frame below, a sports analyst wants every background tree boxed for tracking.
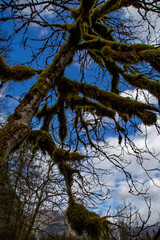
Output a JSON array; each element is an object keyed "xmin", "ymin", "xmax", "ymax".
[{"xmin": 0, "ymin": 0, "xmax": 160, "ymax": 239}]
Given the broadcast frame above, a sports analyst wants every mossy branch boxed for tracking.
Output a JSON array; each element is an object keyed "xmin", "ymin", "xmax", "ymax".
[
  {"xmin": 92, "ymin": 0, "xmax": 123, "ymax": 22},
  {"xmin": 0, "ymin": 55, "xmax": 36, "ymax": 83},
  {"xmin": 28, "ymin": 130, "xmax": 56, "ymax": 157},
  {"xmin": 66, "ymin": 202, "xmax": 111, "ymax": 239},
  {"xmin": 59, "ymin": 77, "xmax": 159, "ymax": 125},
  {"xmin": 52, "ymin": 148, "xmax": 87, "ymax": 164},
  {"xmin": 123, "ymin": 73, "xmax": 160, "ymax": 102},
  {"xmin": 66, "ymin": 95, "xmax": 116, "ymax": 119}
]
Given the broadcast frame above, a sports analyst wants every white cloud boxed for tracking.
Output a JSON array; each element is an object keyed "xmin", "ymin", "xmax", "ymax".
[
  {"xmin": 83, "ymin": 120, "xmax": 160, "ymax": 224},
  {"xmin": 123, "ymin": 6, "xmax": 160, "ymax": 45},
  {"xmin": 120, "ymin": 89, "xmax": 158, "ymax": 105}
]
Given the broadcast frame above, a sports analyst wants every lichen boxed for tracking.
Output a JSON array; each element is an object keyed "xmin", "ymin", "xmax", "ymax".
[{"xmin": 66, "ymin": 202, "xmax": 110, "ymax": 239}]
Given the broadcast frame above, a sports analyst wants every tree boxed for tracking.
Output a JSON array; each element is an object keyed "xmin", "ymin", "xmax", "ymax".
[{"xmin": 0, "ymin": 0, "xmax": 160, "ymax": 239}]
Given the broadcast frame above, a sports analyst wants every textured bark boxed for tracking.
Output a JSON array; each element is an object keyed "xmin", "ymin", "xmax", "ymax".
[{"xmin": 0, "ymin": 48, "xmax": 75, "ymax": 161}]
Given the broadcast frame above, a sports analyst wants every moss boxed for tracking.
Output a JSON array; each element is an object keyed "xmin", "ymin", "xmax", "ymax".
[
  {"xmin": 137, "ymin": 110, "xmax": 157, "ymax": 126},
  {"xmin": 58, "ymin": 162, "xmax": 79, "ymax": 187},
  {"xmin": 28, "ymin": 130, "xmax": 56, "ymax": 156},
  {"xmin": 102, "ymin": 46, "xmax": 140, "ymax": 64},
  {"xmin": 52, "ymin": 148, "xmax": 83, "ymax": 187},
  {"xmin": 80, "ymin": 0, "xmax": 97, "ymax": 25},
  {"xmin": 57, "ymin": 99, "xmax": 68, "ymax": 143},
  {"xmin": 78, "ymin": 39, "xmax": 106, "ymax": 50},
  {"xmin": 123, "ymin": 73, "xmax": 160, "ymax": 102},
  {"xmin": 92, "ymin": 22, "xmax": 115, "ymax": 41},
  {"xmin": 92, "ymin": 0, "xmax": 123, "ymax": 21},
  {"xmin": 52, "ymin": 148, "xmax": 86, "ymax": 164},
  {"xmin": 58, "ymin": 76, "xmax": 159, "ymax": 125},
  {"xmin": 66, "ymin": 203, "xmax": 110, "ymax": 239},
  {"xmin": 139, "ymin": 49, "xmax": 160, "ymax": 72},
  {"xmin": 103, "ymin": 58, "xmax": 121, "ymax": 94},
  {"xmin": 88, "ymin": 50, "xmax": 105, "ymax": 67},
  {"xmin": 0, "ymin": 54, "xmax": 36, "ymax": 83},
  {"xmin": 66, "ymin": 95, "xmax": 116, "ymax": 119}
]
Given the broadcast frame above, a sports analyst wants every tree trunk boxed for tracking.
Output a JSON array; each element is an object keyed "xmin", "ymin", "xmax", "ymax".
[{"xmin": 0, "ymin": 47, "xmax": 75, "ymax": 162}]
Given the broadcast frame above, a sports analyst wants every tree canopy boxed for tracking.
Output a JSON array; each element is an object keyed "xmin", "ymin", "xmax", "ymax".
[{"xmin": 0, "ymin": 0, "xmax": 160, "ymax": 239}]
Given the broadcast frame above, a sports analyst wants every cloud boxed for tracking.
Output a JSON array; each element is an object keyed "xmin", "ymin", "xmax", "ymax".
[
  {"xmin": 81, "ymin": 116, "xmax": 160, "ymax": 224},
  {"xmin": 120, "ymin": 89, "xmax": 158, "ymax": 105},
  {"xmin": 123, "ymin": 5, "xmax": 160, "ymax": 45}
]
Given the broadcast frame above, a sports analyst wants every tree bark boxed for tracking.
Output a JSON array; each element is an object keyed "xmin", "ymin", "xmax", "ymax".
[{"xmin": 0, "ymin": 47, "xmax": 76, "ymax": 162}]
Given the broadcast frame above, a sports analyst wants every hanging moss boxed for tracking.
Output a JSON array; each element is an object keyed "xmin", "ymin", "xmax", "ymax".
[
  {"xmin": 52, "ymin": 148, "xmax": 86, "ymax": 164},
  {"xmin": 88, "ymin": 50, "xmax": 105, "ymax": 67},
  {"xmin": 92, "ymin": 22, "xmax": 115, "ymax": 41},
  {"xmin": 66, "ymin": 202, "xmax": 110, "ymax": 239},
  {"xmin": 0, "ymin": 55, "xmax": 36, "ymax": 83},
  {"xmin": 36, "ymin": 102, "xmax": 58, "ymax": 131},
  {"xmin": 58, "ymin": 162, "xmax": 79, "ymax": 188},
  {"xmin": 103, "ymin": 58, "xmax": 121, "ymax": 94},
  {"xmin": 58, "ymin": 76, "xmax": 159, "ymax": 125},
  {"xmin": 66, "ymin": 95, "xmax": 116, "ymax": 119},
  {"xmin": 28, "ymin": 130, "xmax": 56, "ymax": 156},
  {"xmin": 137, "ymin": 110, "xmax": 157, "ymax": 126},
  {"xmin": 57, "ymin": 99, "xmax": 68, "ymax": 143}
]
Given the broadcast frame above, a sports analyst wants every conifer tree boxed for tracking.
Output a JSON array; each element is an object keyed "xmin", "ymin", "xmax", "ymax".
[{"xmin": 0, "ymin": 1, "xmax": 160, "ymax": 239}]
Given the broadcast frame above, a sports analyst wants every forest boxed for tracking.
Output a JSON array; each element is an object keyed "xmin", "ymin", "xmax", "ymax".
[{"xmin": 0, "ymin": 0, "xmax": 160, "ymax": 239}]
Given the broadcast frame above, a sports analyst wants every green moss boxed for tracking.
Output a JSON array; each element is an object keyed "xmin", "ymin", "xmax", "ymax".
[
  {"xmin": 103, "ymin": 58, "xmax": 121, "ymax": 94},
  {"xmin": 66, "ymin": 203, "xmax": 110, "ymax": 239},
  {"xmin": 88, "ymin": 50, "xmax": 105, "ymax": 67},
  {"xmin": 52, "ymin": 148, "xmax": 86, "ymax": 164},
  {"xmin": 28, "ymin": 130, "xmax": 56, "ymax": 156},
  {"xmin": 102, "ymin": 46, "xmax": 140, "ymax": 64},
  {"xmin": 66, "ymin": 95, "xmax": 116, "ymax": 119},
  {"xmin": 123, "ymin": 73, "xmax": 160, "ymax": 102},
  {"xmin": 58, "ymin": 76, "xmax": 159, "ymax": 126},
  {"xmin": 137, "ymin": 110, "xmax": 157, "ymax": 126},
  {"xmin": 92, "ymin": 22, "xmax": 115, "ymax": 41},
  {"xmin": 80, "ymin": 0, "xmax": 97, "ymax": 25},
  {"xmin": 0, "ymin": 54, "xmax": 36, "ymax": 83},
  {"xmin": 57, "ymin": 99, "xmax": 67, "ymax": 143},
  {"xmin": 139, "ymin": 49, "xmax": 160, "ymax": 72},
  {"xmin": 92, "ymin": 0, "xmax": 123, "ymax": 21}
]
